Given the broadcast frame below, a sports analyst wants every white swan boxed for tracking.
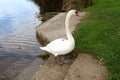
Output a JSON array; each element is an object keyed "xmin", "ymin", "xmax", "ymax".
[{"xmin": 40, "ymin": 10, "xmax": 80, "ymax": 57}]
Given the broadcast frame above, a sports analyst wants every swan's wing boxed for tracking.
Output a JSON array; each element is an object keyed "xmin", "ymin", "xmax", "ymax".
[{"xmin": 46, "ymin": 38, "xmax": 70, "ymax": 52}]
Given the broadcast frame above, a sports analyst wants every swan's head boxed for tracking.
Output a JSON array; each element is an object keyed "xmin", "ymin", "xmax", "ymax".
[{"xmin": 68, "ymin": 9, "xmax": 80, "ymax": 17}]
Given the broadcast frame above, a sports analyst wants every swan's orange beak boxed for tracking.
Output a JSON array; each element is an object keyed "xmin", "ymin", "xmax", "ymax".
[{"xmin": 76, "ymin": 12, "xmax": 80, "ymax": 17}]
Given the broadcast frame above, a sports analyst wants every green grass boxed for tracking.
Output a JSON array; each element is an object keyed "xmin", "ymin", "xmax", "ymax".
[{"xmin": 74, "ymin": 0, "xmax": 120, "ymax": 80}]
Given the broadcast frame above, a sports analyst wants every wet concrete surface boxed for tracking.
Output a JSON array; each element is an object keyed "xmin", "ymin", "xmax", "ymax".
[
  {"xmin": 0, "ymin": 43, "xmax": 43, "ymax": 80},
  {"xmin": 0, "ymin": 25, "xmax": 45, "ymax": 80},
  {"xmin": 0, "ymin": 53, "xmax": 31, "ymax": 80},
  {"xmin": 0, "ymin": 51, "xmax": 44, "ymax": 80}
]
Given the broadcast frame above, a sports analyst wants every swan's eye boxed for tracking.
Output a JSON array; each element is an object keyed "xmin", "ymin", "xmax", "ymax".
[
  {"xmin": 75, "ymin": 11, "xmax": 80, "ymax": 17},
  {"xmin": 75, "ymin": 11, "xmax": 78, "ymax": 14}
]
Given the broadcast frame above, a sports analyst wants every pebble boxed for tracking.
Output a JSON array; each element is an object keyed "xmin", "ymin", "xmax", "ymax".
[{"xmin": 39, "ymin": 65, "xmax": 42, "ymax": 67}]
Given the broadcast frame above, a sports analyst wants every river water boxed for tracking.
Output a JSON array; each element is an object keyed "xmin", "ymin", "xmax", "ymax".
[
  {"xmin": 0, "ymin": 0, "xmax": 45, "ymax": 80},
  {"xmin": 0, "ymin": 0, "xmax": 42, "ymax": 54}
]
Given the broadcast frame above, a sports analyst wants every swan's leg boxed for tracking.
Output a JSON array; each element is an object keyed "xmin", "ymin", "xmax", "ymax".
[
  {"xmin": 57, "ymin": 56, "xmax": 65, "ymax": 66},
  {"xmin": 54, "ymin": 56, "xmax": 62, "ymax": 65},
  {"xmin": 53, "ymin": 56, "xmax": 58, "ymax": 64},
  {"xmin": 55, "ymin": 57, "xmax": 57, "ymax": 61}
]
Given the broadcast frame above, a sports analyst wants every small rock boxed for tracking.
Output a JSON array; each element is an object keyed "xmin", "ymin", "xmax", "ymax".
[
  {"xmin": 77, "ymin": 75, "xmax": 80, "ymax": 78},
  {"xmin": 39, "ymin": 65, "xmax": 42, "ymax": 67},
  {"xmin": 0, "ymin": 76, "xmax": 4, "ymax": 78},
  {"xmin": 18, "ymin": 47, "xmax": 21, "ymax": 49},
  {"xmin": 64, "ymin": 59, "xmax": 70, "ymax": 64},
  {"xmin": 41, "ymin": 78, "xmax": 44, "ymax": 80}
]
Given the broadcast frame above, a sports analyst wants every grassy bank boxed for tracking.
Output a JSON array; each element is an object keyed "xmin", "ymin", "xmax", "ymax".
[{"xmin": 74, "ymin": 0, "xmax": 120, "ymax": 80}]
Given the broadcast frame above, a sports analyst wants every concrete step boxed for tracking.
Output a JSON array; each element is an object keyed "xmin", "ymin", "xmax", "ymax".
[
  {"xmin": 31, "ymin": 55, "xmax": 72, "ymax": 80},
  {"xmin": 36, "ymin": 12, "xmax": 86, "ymax": 45},
  {"xmin": 64, "ymin": 53, "xmax": 108, "ymax": 80},
  {"xmin": 31, "ymin": 12, "xmax": 86, "ymax": 80},
  {"xmin": 14, "ymin": 58, "xmax": 44, "ymax": 80}
]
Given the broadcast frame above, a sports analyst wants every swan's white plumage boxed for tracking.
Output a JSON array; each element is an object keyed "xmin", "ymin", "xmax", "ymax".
[
  {"xmin": 40, "ymin": 38, "xmax": 75, "ymax": 56},
  {"xmin": 39, "ymin": 9, "xmax": 79, "ymax": 57}
]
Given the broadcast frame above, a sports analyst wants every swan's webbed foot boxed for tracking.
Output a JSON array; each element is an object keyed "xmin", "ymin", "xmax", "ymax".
[{"xmin": 58, "ymin": 61, "xmax": 64, "ymax": 66}]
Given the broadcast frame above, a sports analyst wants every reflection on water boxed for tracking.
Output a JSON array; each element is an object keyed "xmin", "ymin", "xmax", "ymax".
[
  {"xmin": 0, "ymin": 0, "xmax": 42, "ymax": 54},
  {"xmin": 0, "ymin": 0, "xmax": 41, "ymax": 35},
  {"xmin": 0, "ymin": 0, "xmax": 44, "ymax": 80},
  {"xmin": 33, "ymin": 0, "xmax": 62, "ymax": 14}
]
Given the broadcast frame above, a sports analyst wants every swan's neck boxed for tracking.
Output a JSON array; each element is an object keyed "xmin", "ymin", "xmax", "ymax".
[{"xmin": 65, "ymin": 13, "xmax": 74, "ymax": 42}]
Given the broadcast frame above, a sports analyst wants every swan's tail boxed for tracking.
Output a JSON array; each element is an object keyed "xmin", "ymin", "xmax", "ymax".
[{"xmin": 39, "ymin": 47, "xmax": 47, "ymax": 51}]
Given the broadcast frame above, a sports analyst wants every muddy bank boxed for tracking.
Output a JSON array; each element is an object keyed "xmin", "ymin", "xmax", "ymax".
[{"xmin": 33, "ymin": 0, "xmax": 92, "ymax": 13}]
